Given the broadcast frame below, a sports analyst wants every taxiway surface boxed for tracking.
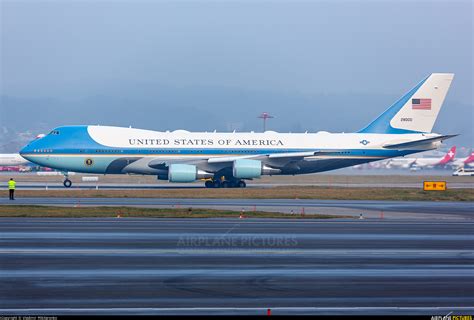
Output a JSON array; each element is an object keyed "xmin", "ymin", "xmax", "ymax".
[
  {"xmin": 1, "ymin": 218, "xmax": 473, "ymax": 315},
  {"xmin": 10, "ymin": 182, "xmax": 474, "ymax": 189}
]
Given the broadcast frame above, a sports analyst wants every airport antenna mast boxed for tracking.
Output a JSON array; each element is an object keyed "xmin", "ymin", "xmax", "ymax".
[{"xmin": 258, "ymin": 112, "xmax": 274, "ymax": 132}]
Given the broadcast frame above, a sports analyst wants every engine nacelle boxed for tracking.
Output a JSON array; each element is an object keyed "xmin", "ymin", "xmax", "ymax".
[
  {"xmin": 233, "ymin": 159, "xmax": 280, "ymax": 179},
  {"xmin": 168, "ymin": 164, "xmax": 213, "ymax": 182}
]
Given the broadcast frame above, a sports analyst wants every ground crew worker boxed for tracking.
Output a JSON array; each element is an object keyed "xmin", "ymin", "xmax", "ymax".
[{"xmin": 8, "ymin": 178, "xmax": 16, "ymax": 200}]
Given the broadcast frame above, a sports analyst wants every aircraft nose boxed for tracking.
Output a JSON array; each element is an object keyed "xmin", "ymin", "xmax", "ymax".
[
  {"xmin": 20, "ymin": 144, "xmax": 29, "ymax": 155},
  {"xmin": 19, "ymin": 140, "xmax": 37, "ymax": 159},
  {"xmin": 19, "ymin": 145, "xmax": 32, "ymax": 160}
]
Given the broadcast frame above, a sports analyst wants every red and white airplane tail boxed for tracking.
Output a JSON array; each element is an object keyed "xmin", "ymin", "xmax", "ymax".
[
  {"xmin": 449, "ymin": 149, "xmax": 474, "ymax": 169},
  {"xmin": 463, "ymin": 151, "xmax": 474, "ymax": 165},
  {"xmin": 412, "ymin": 146, "xmax": 456, "ymax": 169},
  {"xmin": 438, "ymin": 146, "xmax": 456, "ymax": 165}
]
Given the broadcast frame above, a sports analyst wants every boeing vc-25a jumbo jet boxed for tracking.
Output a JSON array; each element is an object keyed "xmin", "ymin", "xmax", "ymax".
[{"xmin": 21, "ymin": 73, "xmax": 456, "ymax": 188}]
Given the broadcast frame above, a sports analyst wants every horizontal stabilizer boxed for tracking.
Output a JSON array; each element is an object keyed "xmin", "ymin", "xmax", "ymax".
[{"xmin": 382, "ymin": 134, "xmax": 458, "ymax": 149}]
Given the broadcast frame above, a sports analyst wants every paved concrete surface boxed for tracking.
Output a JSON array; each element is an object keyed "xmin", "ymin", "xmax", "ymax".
[
  {"xmin": 9, "ymin": 181, "xmax": 474, "ymax": 189},
  {"xmin": 1, "ymin": 218, "xmax": 473, "ymax": 315}
]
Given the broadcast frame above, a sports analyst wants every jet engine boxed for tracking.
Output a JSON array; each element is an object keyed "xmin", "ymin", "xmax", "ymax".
[
  {"xmin": 168, "ymin": 164, "xmax": 213, "ymax": 182},
  {"xmin": 232, "ymin": 159, "xmax": 280, "ymax": 179}
]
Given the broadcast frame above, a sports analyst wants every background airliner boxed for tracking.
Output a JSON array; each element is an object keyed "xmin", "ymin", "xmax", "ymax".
[
  {"xmin": 413, "ymin": 146, "xmax": 456, "ymax": 169},
  {"xmin": 384, "ymin": 146, "xmax": 456, "ymax": 170},
  {"xmin": 0, "ymin": 154, "xmax": 30, "ymax": 166},
  {"xmin": 451, "ymin": 151, "xmax": 474, "ymax": 169},
  {"xmin": 20, "ymin": 73, "xmax": 456, "ymax": 188}
]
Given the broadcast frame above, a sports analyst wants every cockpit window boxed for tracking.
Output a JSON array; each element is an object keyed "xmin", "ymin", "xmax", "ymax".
[{"xmin": 49, "ymin": 130, "xmax": 60, "ymax": 135}]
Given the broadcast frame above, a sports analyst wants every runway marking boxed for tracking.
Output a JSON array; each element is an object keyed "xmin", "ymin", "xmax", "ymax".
[
  {"xmin": 2, "ymin": 268, "xmax": 473, "ymax": 278},
  {"xmin": 0, "ymin": 222, "xmax": 474, "ymax": 228},
  {"xmin": 0, "ymin": 248, "xmax": 472, "ymax": 256},
  {"xmin": 2, "ymin": 232, "xmax": 473, "ymax": 240},
  {"xmin": 2, "ymin": 306, "xmax": 474, "ymax": 313}
]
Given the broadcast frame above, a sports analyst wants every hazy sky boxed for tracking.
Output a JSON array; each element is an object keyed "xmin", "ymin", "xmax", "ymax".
[{"xmin": 0, "ymin": 0, "xmax": 472, "ymax": 142}]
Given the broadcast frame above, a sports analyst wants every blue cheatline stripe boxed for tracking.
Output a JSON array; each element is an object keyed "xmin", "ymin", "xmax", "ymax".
[
  {"xmin": 358, "ymin": 75, "xmax": 429, "ymax": 134},
  {"xmin": 26, "ymin": 148, "xmax": 311, "ymax": 155}
]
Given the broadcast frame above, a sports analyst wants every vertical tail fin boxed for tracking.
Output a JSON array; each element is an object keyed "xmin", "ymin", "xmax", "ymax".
[
  {"xmin": 439, "ymin": 146, "xmax": 456, "ymax": 165},
  {"xmin": 359, "ymin": 73, "xmax": 454, "ymax": 134},
  {"xmin": 463, "ymin": 151, "xmax": 474, "ymax": 165}
]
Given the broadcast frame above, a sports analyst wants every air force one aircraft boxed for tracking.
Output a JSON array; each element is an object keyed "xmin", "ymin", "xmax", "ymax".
[{"xmin": 20, "ymin": 73, "xmax": 456, "ymax": 188}]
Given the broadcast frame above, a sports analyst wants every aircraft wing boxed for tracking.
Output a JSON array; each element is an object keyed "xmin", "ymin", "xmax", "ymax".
[
  {"xmin": 144, "ymin": 150, "xmax": 356, "ymax": 172},
  {"xmin": 148, "ymin": 158, "xmax": 205, "ymax": 169},
  {"xmin": 148, "ymin": 150, "xmax": 338, "ymax": 170},
  {"xmin": 206, "ymin": 150, "xmax": 338, "ymax": 164}
]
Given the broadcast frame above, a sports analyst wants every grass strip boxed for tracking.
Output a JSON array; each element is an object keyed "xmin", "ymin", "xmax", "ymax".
[{"xmin": 0, "ymin": 205, "xmax": 347, "ymax": 219}]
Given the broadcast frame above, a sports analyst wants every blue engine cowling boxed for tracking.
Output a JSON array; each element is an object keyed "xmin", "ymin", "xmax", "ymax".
[
  {"xmin": 233, "ymin": 159, "xmax": 262, "ymax": 179},
  {"xmin": 169, "ymin": 164, "xmax": 198, "ymax": 182},
  {"xmin": 168, "ymin": 164, "xmax": 213, "ymax": 182}
]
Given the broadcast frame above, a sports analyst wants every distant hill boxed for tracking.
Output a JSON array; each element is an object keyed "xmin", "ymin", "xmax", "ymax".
[{"xmin": 1, "ymin": 86, "xmax": 472, "ymax": 152}]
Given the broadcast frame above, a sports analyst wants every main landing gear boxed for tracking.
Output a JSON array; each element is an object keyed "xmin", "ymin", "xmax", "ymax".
[
  {"xmin": 204, "ymin": 178, "xmax": 246, "ymax": 188},
  {"xmin": 63, "ymin": 172, "xmax": 72, "ymax": 188}
]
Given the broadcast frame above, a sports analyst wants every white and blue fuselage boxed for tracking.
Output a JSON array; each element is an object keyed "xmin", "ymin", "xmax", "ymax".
[
  {"xmin": 20, "ymin": 73, "xmax": 456, "ymax": 188},
  {"xmin": 20, "ymin": 125, "xmax": 435, "ymax": 174}
]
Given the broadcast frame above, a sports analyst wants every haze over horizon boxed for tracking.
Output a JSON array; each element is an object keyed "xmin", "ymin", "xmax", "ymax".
[{"xmin": 1, "ymin": 0, "xmax": 472, "ymax": 152}]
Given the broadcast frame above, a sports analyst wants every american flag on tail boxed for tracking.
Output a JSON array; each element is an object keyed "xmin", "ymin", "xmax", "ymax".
[{"xmin": 412, "ymin": 98, "xmax": 431, "ymax": 110}]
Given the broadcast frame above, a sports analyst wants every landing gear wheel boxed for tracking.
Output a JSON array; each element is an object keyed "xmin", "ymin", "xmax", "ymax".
[
  {"xmin": 238, "ymin": 180, "xmax": 246, "ymax": 188},
  {"xmin": 221, "ymin": 181, "xmax": 230, "ymax": 188},
  {"xmin": 63, "ymin": 179, "xmax": 72, "ymax": 188},
  {"xmin": 213, "ymin": 180, "xmax": 221, "ymax": 188},
  {"xmin": 205, "ymin": 180, "xmax": 214, "ymax": 188}
]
